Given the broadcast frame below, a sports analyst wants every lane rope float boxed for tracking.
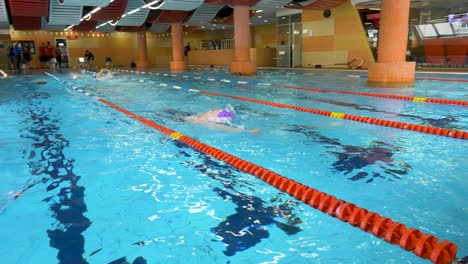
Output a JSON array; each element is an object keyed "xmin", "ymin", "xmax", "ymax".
[
  {"xmin": 306, "ymin": 72, "xmax": 468, "ymax": 83},
  {"xmin": 271, "ymin": 84, "xmax": 468, "ymax": 107},
  {"xmin": 45, "ymin": 71, "xmax": 460, "ymax": 264},
  {"xmin": 416, "ymin": 77, "xmax": 468, "ymax": 83}
]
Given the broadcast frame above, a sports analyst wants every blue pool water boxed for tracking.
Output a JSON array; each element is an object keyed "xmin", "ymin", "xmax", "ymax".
[{"xmin": 0, "ymin": 68, "xmax": 466, "ymax": 263}]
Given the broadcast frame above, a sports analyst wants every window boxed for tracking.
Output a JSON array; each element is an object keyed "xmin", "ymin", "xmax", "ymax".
[
  {"xmin": 416, "ymin": 24, "xmax": 438, "ymax": 38},
  {"xmin": 433, "ymin": 23, "xmax": 454, "ymax": 36},
  {"xmin": 451, "ymin": 21, "xmax": 468, "ymax": 35}
]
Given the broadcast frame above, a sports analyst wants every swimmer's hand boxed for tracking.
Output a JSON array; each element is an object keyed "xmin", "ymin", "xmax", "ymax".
[{"xmin": 247, "ymin": 129, "xmax": 261, "ymax": 134}]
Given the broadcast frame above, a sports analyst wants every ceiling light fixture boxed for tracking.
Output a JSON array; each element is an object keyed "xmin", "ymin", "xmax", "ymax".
[
  {"xmin": 142, "ymin": 0, "xmax": 165, "ymax": 10},
  {"xmin": 97, "ymin": 20, "xmax": 112, "ymax": 28},
  {"xmin": 108, "ymin": 20, "xmax": 119, "ymax": 26},
  {"xmin": 94, "ymin": 0, "xmax": 163, "ymax": 30},
  {"xmin": 66, "ymin": 0, "xmax": 115, "ymax": 31}
]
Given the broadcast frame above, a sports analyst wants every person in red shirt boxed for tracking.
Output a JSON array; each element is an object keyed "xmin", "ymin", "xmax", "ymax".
[
  {"xmin": 44, "ymin": 41, "xmax": 54, "ymax": 68},
  {"xmin": 39, "ymin": 42, "xmax": 46, "ymax": 69}
]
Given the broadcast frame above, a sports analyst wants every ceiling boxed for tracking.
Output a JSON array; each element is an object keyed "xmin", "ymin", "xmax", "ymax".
[
  {"xmin": 1, "ymin": 0, "xmax": 466, "ymax": 33},
  {"xmin": 0, "ymin": 0, "xmax": 347, "ymax": 32}
]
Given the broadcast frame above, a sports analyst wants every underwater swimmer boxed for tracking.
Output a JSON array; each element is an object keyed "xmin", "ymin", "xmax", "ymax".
[{"xmin": 184, "ymin": 105, "xmax": 261, "ymax": 134}]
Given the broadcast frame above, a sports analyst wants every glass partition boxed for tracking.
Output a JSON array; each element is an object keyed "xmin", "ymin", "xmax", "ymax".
[
  {"xmin": 415, "ymin": 22, "xmax": 468, "ymax": 38},
  {"xmin": 433, "ymin": 23, "xmax": 454, "ymax": 36},
  {"xmin": 276, "ymin": 13, "xmax": 302, "ymax": 68},
  {"xmin": 358, "ymin": 3, "xmax": 468, "ymax": 68},
  {"xmin": 451, "ymin": 21, "xmax": 468, "ymax": 35},
  {"xmin": 416, "ymin": 24, "xmax": 438, "ymax": 38}
]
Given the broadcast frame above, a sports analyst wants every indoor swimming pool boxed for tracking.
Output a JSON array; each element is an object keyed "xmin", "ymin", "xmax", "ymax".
[{"xmin": 0, "ymin": 68, "xmax": 466, "ymax": 263}]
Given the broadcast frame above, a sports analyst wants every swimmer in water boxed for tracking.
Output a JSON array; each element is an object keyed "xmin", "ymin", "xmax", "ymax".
[
  {"xmin": 97, "ymin": 68, "xmax": 112, "ymax": 79},
  {"xmin": 0, "ymin": 69, "xmax": 8, "ymax": 78},
  {"xmin": 184, "ymin": 105, "xmax": 261, "ymax": 134}
]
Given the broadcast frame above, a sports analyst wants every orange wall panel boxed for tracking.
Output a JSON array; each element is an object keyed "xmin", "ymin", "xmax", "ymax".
[
  {"xmin": 302, "ymin": 0, "xmax": 374, "ymax": 68},
  {"xmin": 445, "ymin": 37, "xmax": 468, "ymax": 57},
  {"xmin": 423, "ymin": 39, "xmax": 445, "ymax": 57},
  {"xmin": 253, "ymin": 24, "xmax": 277, "ymax": 48},
  {"xmin": 303, "ymin": 11, "xmax": 324, "ymax": 22},
  {"xmin": 302, "ymin": 36, "xmax": 335, "ymax": 52},
  {"xmin": 334, "ymin": 17, "xmax": 363, "ymax": 35}
]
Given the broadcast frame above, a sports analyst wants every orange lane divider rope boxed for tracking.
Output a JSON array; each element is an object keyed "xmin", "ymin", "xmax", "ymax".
[
  {"xmin": 416, "ymin": 77, "xmax": 468, "ymax": 83},
  {"xmin": 97, "ymin": 97, "xmax": 458, "ymax": 264},
  {"xmin": 271, "ymin": 84, "xmax": 468, "ymax": 107},
  {"xmin": 199, "ymin": 90, "xmax": 468, "ymax": 140}
]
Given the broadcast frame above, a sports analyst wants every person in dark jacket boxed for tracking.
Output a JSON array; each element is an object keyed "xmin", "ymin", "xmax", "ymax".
[
  {"xmin": 85, "ymin": 50, "xmax": 94, "ymax": 67},
  {"xmin": 184, "ymin": 42, "xmax": 191, "ymax": 57},
  {"xmin": 7, "ymin": 45, "xmax": 15, "ymax": 70},
  {"xmin": 13, "ymin": 42, "xmax": 22, "ymax": 71}
]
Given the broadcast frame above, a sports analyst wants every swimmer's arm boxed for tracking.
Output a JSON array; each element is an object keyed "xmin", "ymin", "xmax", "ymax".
[{"xmin": 207, "ymin": 123, "xmax": 261, "ymax": 134}]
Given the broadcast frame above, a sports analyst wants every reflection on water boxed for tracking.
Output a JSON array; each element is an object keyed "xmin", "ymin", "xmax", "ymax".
[
  {"xmin": 285, "ymin": 125, "xmax": 412, "ymax": 183},
  {"xmin": 174, "ymin": 141, "xmax": 303, "ymax": 256},
  {"xmin": 18, "ymin": 90, "xmax": 91, "ymax": 263}
]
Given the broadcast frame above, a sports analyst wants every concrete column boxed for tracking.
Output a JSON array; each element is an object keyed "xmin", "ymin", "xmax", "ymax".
[
  {"xmin": 368, "ymin": 0, "xmax": 415, "ymax": 87},
  {"xmin": 136, "ymin": 31, "xmax": 148, "ymax": 68},
  {"xmin": 170, "ymin": 22, "xmax": 187, "ymax": 72},
  {"xmin": 231, "ymin": 5, "xmax": 256, "ymax": 75}
]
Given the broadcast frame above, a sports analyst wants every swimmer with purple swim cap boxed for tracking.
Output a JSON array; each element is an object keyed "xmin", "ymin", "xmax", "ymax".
[
  {"xmin": 184, "ymin": 104, "xmax": 260, "ymax": 134},
  {"xmin": 217, "ymin": 108, "xmax": 235, "ymax": 120},
  {"xmin": 212, "ymin": 104, "xmax": 236, "ymax": 124}
]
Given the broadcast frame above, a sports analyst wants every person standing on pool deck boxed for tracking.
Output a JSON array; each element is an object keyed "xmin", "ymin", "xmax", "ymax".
[
  {"xmin": 39, "ymin": 42, "xmax": 46, "ymax": 69},
  {"xmin": 45, "ymin": 42, "xmax": 54, "ymax": 68},
  {"xmin": 184, "ymin": 42, "xmax": 191, "ymax": 56},
  {"xmin": 13, "ymin": 42, "xmax": 22, "ymax": 71},
  {"xmin": 55, "ymin": 48, "xmax": 62, "ymax": 69},
  {"xmin": 22, "ymin": 45, "xmax": 31, "ymax": 73},
  {"xmin": 7, "ymin": 45, "xmax": 15, "ymax": 70},
  {"xmin": 85, "ymin": 50, "xmax": 95, "ymax": 67}
]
